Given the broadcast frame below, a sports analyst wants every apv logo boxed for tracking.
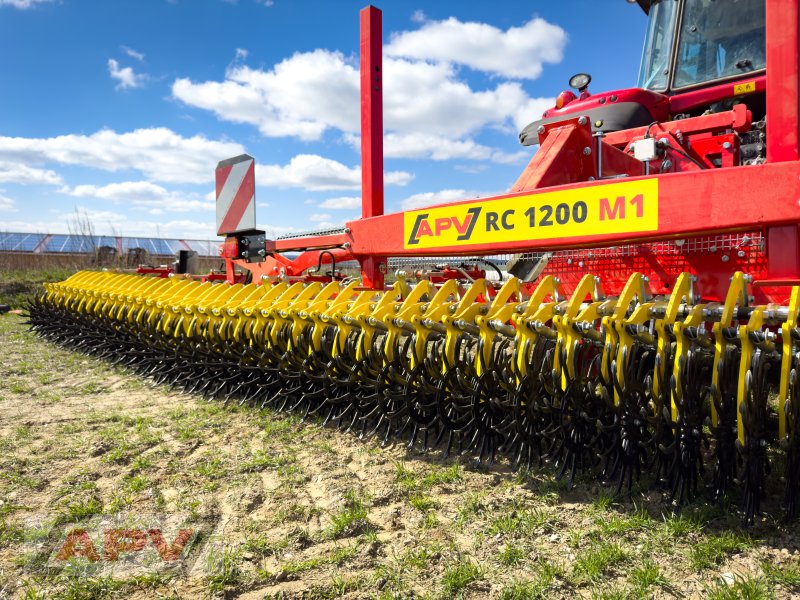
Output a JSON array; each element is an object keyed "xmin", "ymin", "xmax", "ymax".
[{"xmin": 407, "ymin": 207, "xmax": 482, "ymax": 245}]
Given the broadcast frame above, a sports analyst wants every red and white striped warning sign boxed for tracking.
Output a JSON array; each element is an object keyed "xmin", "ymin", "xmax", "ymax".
[{"xmin": 216, "ymin": 154, "xmax": 256, "ymax": 236}]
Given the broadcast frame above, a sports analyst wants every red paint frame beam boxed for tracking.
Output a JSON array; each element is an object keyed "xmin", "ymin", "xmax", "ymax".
[
  {"xmin": 359, "ymin": 5, "xmax": 386, "ymax": 288},
  {"xmin": 346, "ymin": 162, "xmax": 800, "ymax": 257},
  {"xmin": 766, "ymin": 0, "xmax": 800, "ymax": 163}
]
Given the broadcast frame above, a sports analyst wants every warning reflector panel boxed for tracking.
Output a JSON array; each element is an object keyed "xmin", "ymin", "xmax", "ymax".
[{"xmin": 216, "ymin": 154, "xmax": 256, "ymax": 236}]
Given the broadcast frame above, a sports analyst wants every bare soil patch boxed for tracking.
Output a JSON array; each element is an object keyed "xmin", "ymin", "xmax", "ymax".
[{"xmin": 1, "ymin": 313, "xmax": 799, "ymax": 599}]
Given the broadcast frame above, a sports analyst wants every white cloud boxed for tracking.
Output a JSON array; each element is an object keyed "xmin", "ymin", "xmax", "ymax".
[
  {"xmin": 411, "ymin": 10, "xmax": 426, "ymax": 23},
  {"xmin": 60, "ymin": 181, "xmax": 214, "ymax": 213},
  {"xmin": 399, "ymin": 189, "xmax": 474, "ymax": 211},
  {"xmin": 309, "ymin": 212, "xmax": 331, "ymax": 222},
  {"xmin": 386, "ymin": 16, "xmax": 566, "ymax": 79},
  {"xmin": 0, "ymin": 191, "xmax": 15, "ymax": 211},
  {"xmin": 319, "ymin": 196, "xmax": 360, "ymax": 210},
  {"xmin": 0, "ymin": 128, "xmax": 245, "ymax": 184},
  {"xmin": 377, "ymin": 132, "xmax": 527, "ymax": 163},
  {"xmin": 108, "ymin": 58, "xmax": 147, "ymax": 90},
  {"xmin": 173, "ymin": 50, "xmax": 359, "ymax": 141},
  {"xmin": 0, "ymin": 161, "xmax": 63, "ymax": 185},
  {"xmin": 312, "ymin": 221, "xmax": 338, "ymax": 229},
  {"xmin": 122, "ymin": 46, "xmax": 145, "ymax": 62},
  {"xmin": 0, "ymin": 129, "xmax": 405, "ymax": 194},
  {"xmin": 0, "ymin": 0, "xmax": 52, "ymax": 8},
  {"xmin": 171, "ymin": 48, "xmax": 555, "ymax": 159},
  {"xmin": 108, "ymin": 60, "xmax": 143, "ymax": 90},
  {"xmin": 256, "ymin": 154, "xmax": 412, "ymax": 191}
]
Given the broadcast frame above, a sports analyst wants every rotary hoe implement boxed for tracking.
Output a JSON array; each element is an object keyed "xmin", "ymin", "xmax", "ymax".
[{"xmin": 27, "ymin": 0, "xmax": 800, "ymax": 526}]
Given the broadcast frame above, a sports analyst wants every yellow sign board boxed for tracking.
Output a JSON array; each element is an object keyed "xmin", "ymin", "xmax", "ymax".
[
  {"xmin": 734, "ymin": 80, "xmax": 757, "ymax": 95},
  {"xmin": 403, "ymin": 179, "xmax": 659, "ymax": 249}
]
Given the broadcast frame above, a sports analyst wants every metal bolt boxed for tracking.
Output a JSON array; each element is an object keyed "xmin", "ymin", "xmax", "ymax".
[
  {"xmin": 537, "ymin": 125, "xmax": 546, "ymax": 135},
  {"xmin": 578, "ymin": 116, "xmax": 588, "ymax": 126},
  {"xmin": 258, "ymin": 249, "xmax": 266, "ymax": 257},
  {"xmin": 578, "ymin": 261, "xmax": 584, "ymax": 268},
  {"xmin": 343, "ymin": 242, "xmax": 351, "ymax": 249},
  {"xmin": 710, "ymin": 245, "xmax": 717, "ymax": 253},
  {"xmin": 587, "ymin": 176, "xmax": 595, "ymax": 181},
  {"xmin": 721, "ymin": 254, "xmax": 730, "ymax": 262},
  {"xmin": 723, "ymin": 141, "xmax": 732, "ymax": 150},
  {"xmin": 583, "ymin": 147, "xmax": 592, "ymax": 156},
  {"xmin": 662, "ymin": 159, "xmax": 673, "ymax": 170},
  {"xmin": 567, "ymin": 258, "xmax": 573, "ymax": 265},
  {"xmin": 344, "ymin": 227, "xmax": 351, "ymax": 234},
  {"xmin": 737, "ymin": 250, "xmax": 746, "ymax": 258},
  {"xmin": 217, "ymin": 247, "xmax": 223, "ymax": 255}
]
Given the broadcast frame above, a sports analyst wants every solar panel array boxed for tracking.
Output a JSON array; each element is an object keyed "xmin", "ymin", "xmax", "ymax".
[
  {"xmin": 0, "ymin": 232, "xmax": 45, "ymax": 252},
  {"xmin": 0, "ymin": 232, "xmax": 220, "ymax": 256}
]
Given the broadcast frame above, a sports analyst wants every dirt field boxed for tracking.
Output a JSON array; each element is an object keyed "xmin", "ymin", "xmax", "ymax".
[{"xmin": 1, "ymin": 311, "xmax": 800, "ymax": 599}]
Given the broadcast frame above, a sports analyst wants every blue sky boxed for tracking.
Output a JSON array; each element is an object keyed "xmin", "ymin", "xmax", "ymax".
[{"xmin": 0, "ymin": 0, "xmax": 646, "ymax": 240}]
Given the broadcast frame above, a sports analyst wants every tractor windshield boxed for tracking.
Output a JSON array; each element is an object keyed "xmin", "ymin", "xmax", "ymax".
[
  {"xmin": 637, "ymin": 0, "xmax": 679, "ymax": 91},
  {"xmin": 673, "ymin": 0, "xmax": 766, "ymax": 89}
]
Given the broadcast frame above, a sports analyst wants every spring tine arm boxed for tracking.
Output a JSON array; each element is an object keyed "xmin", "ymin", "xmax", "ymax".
[
  {"xmin": 780, "ymin": 287, "xmax": 800, "ymax": 440},
  {"xmin": 710, "ymin": 272, "xmax": 750, "ymax": 426}
]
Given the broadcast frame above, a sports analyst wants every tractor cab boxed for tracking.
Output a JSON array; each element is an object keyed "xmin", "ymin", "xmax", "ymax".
[{"xmin": 520, "ymin": 0, "xmax": 766, "ymax": 146}]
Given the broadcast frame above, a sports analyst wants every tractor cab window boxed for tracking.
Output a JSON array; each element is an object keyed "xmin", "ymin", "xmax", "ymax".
[
  {"xmin": 637, "ymin": 0, "xmax": 679, "ymax": 91},
  {"xmin": 673, "ymin": 0, "xmax": 765, "ymax": 89}
]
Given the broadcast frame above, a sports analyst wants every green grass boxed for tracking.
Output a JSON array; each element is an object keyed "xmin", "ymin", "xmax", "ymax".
[
  {"xmin": 487, "ymin": 504, "xmax": 551, "ymax": 537},
  {"xmin": 0, "ymin": 267, "xmax": 77, "ymax": 308},
  {"xmin": 10, "ymin": 380, "xmax": 33, "ymax": 394},
  {"xmin": 278, "ymin": 543, "xmax": 359, "ymax": 576},
  {"xmin": 195, "ymin": 455, "xmax": 227, "ymax": 490},
  {"xmin": 408, "ymin": 492, "xmax": 437, "ymax": 512},
  {"xmin": 0, "ymin": 515, "xmax": 25, "ymax": 545},
  {"xmin": 441, "ymin": 556, "xmax": 482, "ymax": 597},
  {"xmin": 21, "ymin": 571, "xmax": 170, "ymax": 600},
  {"xmin": 395, "ymin": 461, "xmax": 462, "ymax": 498},
  {"xmin": 396, "ymin": 542, "xmax": 443, "ymax": 572},
  {"xmin": 455, "ymin": 492, "xmax": 487, "ymax": 524},
  {"xmin": 327, "ymin": 489, "xmax": 370, "ymax": 538},
  {"xmin": 629, "ymin": 558, "xmax": 670, "ymax": 597},
  {"xmin": 57, "ymin": 497, "xmax": 103, "ymax": 525},
  {"xmin": 703, "ymin": 574, "xmax": 772, "ymax": 600},
  {"xmin": 689, "ymin": 531, "xmax": 753, "ymax": 570},
  {"xmin": 762, "ymin": 560, "xmax": 800, "ymax": 590},
  {"xmin": 573, "ymin": 541, "xmax": 629, "ymax": 583},
  {"xmin": 206, "ymin": 545, "xmax": 243, "ymax": 593},
  {"xmin": 498, "ymin": 543, "xmax": 526, "ymax": 566},
  {"xmin": 590, "ymin": 509, "xmax": 652, "ymax": 540}
]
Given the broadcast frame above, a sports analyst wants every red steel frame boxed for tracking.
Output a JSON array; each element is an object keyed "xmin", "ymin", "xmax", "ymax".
[{"xmin": 238, "ymin": 1, "xmax": 800, "ymax": 301}]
